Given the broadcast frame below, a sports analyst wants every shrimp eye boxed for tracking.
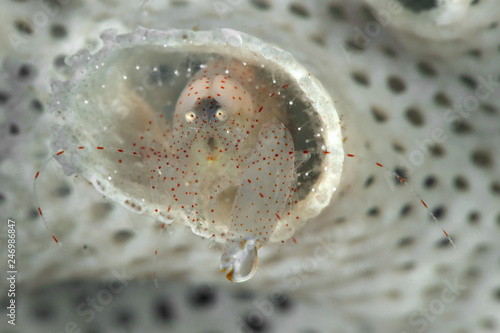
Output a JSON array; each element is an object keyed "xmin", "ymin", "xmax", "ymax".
[
  {"xmin": 214, "ymin": 108, "xmax": 229, "ymax": 123},
  {"xmin": 185, "ymin": 111, "xmax": 197, "ymax": 124}
]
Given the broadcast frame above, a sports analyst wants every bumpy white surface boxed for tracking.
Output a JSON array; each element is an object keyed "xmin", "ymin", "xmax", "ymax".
[
  {"xmin": 365, "ymin": 0, "xmax": 500, "ymax": 57},
  {"xmin": 1, "ymin": 0, "xmax": 499, "ymax": 332}
]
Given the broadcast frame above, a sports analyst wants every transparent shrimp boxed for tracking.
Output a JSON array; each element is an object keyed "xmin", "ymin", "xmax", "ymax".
[
  {"xmin": 220, "ymin": 119, "xmax": 295, "ymax": 282},
  {"xmin": 166, "ymin": 61, "xmax": 297, "ymax": 281}
]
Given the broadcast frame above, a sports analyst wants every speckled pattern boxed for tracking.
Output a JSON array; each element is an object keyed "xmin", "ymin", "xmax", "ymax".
[{"xmin": 1, "ymin": 0, "xmax": 499, "ymax": 332}]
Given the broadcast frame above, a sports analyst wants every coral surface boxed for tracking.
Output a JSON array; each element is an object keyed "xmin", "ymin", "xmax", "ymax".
[{"xmin": 1, "ymin": 0, "xmax": 499, "ymax": 332}]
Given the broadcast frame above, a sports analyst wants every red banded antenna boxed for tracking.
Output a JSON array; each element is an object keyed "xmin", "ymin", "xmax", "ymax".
[
  {"xmin": 346, "ymin": 153, "xmax": 455, "ymax": 248},
  {"xmin": 33, "ymin": 146, "xmax": 142, "ymax": 246},
  {"xmin": 34, "ymin": 144, "xmax": 171, "ymax": 287}
]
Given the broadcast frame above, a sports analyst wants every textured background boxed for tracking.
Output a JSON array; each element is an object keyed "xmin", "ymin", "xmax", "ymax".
[{"xmin": 1, "ymin": 0, "xmax": 499, "ymax": 332}]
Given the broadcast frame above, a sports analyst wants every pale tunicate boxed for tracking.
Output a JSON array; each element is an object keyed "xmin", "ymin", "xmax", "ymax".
[{"xmin": 49, "ymin": 27, "xmax": 344, "ymax": 282}]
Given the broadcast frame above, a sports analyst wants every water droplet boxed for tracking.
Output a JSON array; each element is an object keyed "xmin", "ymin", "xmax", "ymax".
[
  {"xmin": 221, "ymin": 28, "xmax": 243, "ymax": 47},
  {"xmin": 220, "ymin": 239, "xmax": 258, "ymax": 283}
]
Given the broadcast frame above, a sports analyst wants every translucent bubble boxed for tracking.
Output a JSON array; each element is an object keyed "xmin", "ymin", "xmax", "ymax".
[
  {"xmin": 221, "ymin": 28, "xmax": 243, "ymax": 47},
  {"xmin": 220, "ymin": 239, "xmax": 258, "ymax": 283}
]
